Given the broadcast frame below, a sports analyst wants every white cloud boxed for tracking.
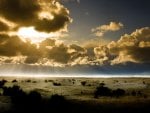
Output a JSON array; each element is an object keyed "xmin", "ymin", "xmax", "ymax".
[{"xmin": 92, "ymin": 21, "xmax": 124, "ymax": 37}]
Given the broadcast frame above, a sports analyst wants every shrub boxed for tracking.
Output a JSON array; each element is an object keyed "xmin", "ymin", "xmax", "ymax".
[
  {"xmin": 137, "ymin": 91, "xmax": 142, "ymax": 96},
  {"xmin": 112, "ymin": 88, "xmax": 126, "ymax": 97},
  {"xmin": 94, "ymin": 86, "xmax": 126, "ymax": 98},
  {"xmin": 53, "ymin": 82, "xmax": 61, "ymax": 86},
  {"xmin": 28, "ymin": 91, "xmax": 42, "ymax": 104},
  {"xmin": 26, "ymin": 79, "xmax": 31, "ymax": 82},
  {"xmin": 99, "ymin": 82, "xmax": 105, "ymax": 86},
  {"xmin": 81, "ymin": 81, "xmax": 86, "ymax": 86},
  {"xmin": 50, "ymin": 94, "xmax": 66, "ymax": 106},
  {"xmin": 12, "ymin": 79, "xmax": 17, "ymax": 83},
  {"xmin": 131, "ymin": 91, "xmax": 136, "ymax": 96},
  {"xmin": 94, "ymin": 85, "xmax": 112, "ymax": 98},
  {"xmin": 0, "ymin": 79, "xmax": 7, "ymax": 88},
  {"xmin": 3, "ymin": 85, "xmax": 24, "ymax": 96}
]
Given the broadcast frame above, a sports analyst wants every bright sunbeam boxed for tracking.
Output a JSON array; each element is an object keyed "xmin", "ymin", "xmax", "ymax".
[{"xmin": 17, "ymin": 27, "xmax": 61, "ymax": 43}]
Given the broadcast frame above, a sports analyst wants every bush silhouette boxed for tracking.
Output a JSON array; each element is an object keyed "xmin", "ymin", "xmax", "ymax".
[
  {"xmin": 2, "ymin": 85, "xmax": 43, "ymax": 113},
  {"xmin": 53, "ymin": 82, "xmax": 61, "ymax": 86},
  {"xmin": 2, "ymin": 85, "xmax": 27, "ymax": 105},
  {"xmin": 48, "ymin": 94, "xmax": 69, "ymax": 112},
  {"xmin": 3, "ymin": 85, "xmax": 24, "ymax": 96},
  {"xmin": 0, "ymin": 79, "xmax": 7, "ymax": 88},
  {"xmin": 0, "ymin": 85, "xmax": 149, "ymax": 113},
  {"xmin": 50, "ymin": 94, "xmax": 66, "ymax": 104},
  {"xmin": 99, "ymin": 82, "xmax": 105, "ymax": 86},
  {"xmin": 81, "ymin": 81, "xmax": 86, "ymax": 86},
  {"xmin": 28, "ymin": 90, "xmax": 42, "ymax": 104},
  {"xmin": 12, "ymin": 79, "xmax": 17, "ymax": 83},
  {"xmin": 94, "ymin": 86, "xmax": 126, "ymax": 98},
  {"xmin": 94, "ymin": 85, "xmax": 112, "ymax": 98},
  {"xmin": 25, "ymin": 79, "xmax": 31, "ymax": 82},
  {"xmin": 112, "ymin": 88, "xmax": 125, "ymax": 97},
  {"xmin": 131, "ymin": 91, "xmax": 136, "ymax": 96}
]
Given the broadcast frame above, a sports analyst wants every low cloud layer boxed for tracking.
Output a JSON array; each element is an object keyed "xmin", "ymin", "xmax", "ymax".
[
  {"xmin": 92, "ymin": 22, "xmax": 123, "ymax": 37},
  {"xmin": 0, "ymin": 27, "xmax": 149, "ymax": 66},
  {"xmin": 0, "ymin": 34, "xmax": 87, "ymax": 66}
]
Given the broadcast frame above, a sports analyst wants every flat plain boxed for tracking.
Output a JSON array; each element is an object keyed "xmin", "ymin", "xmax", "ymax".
[{"xmin": 0, "ymin": 76, "xmax": 150, "ymax": 113}]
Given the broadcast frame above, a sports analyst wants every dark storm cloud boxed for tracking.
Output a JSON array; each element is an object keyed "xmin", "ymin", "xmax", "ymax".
[
  {"xmin": 46, "ymin": 44, "xmax": 70, "ymax": 63},
  {"xmin": 126, "ymin": 47, "xmax": 150, "ymax": 62},
  {"xmin": 24, "ymin": 56, "xmax": 40, "ymax": 64},
  {"xmin": 0, "ymin": 34, "xmax": 39, "ymax": 57},
  {"xmin": 35, "ymin": 12, "xmax": 70, "ymax": 32},
  {"xmin": 0, "ymin": 0, "xmax": 72, "ymax": 33},
  {"xmin": 0, "ymin": 21, "xmax": 9, "ymax": 31},
  {"xmin": 0, "ymin": 34, "xmax": 23, "ymax": 56},
  {"xmin": 0, "ymin": 34, "xmax": 86, "ymax": 65},
  {"xmin": 0, "ymin": 0, "xmax": 41, "ymax": 24}
]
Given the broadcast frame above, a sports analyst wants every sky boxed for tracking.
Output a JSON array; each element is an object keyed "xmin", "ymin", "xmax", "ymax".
[
  {"xmin": 62, "ymin": 0, "xmax": 150, "ymax": 43},
  {"xmin": 0, "ymin": 0, "xmax": 149, "ymax": 76}
]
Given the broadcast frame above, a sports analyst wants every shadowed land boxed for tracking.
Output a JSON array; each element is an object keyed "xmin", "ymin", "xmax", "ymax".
[{"xmin": 0, "ymin": 77, "xmax": 150, "ymax": 113}]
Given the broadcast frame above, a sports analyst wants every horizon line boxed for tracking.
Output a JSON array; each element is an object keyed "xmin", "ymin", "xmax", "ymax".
[{"xmin": 0, "ymin": 74, "xmax": 150, "ymax": 78}]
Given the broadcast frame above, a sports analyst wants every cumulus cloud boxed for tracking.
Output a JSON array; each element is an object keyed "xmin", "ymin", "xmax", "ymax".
[
  {"xmin": 0, "ymin": 34, "xmax": 87, "ymax": 65},
  {"xmin": 94, "ymin": 46, "xmax": 108, "ymax": 58},
  {"xmin": 0, "ymin": 0, "xmax": 72, "ymax": 33},
  {"xmin": 92, "ymin": 22, "xmax": 123, "ymax": 37},
  {"xmin": 0, "ymin": 27, "xmax": 150, "ymax": 66},
  {"xmin": 0, "ymin": 4, "xmax": 149, "ymax": 68},
  {"xmin": 94, "ymin": 27, "xmax": 150, "ymax": 65},
  {"xmin": 110, "ymin": 27, "xmax": 150, "ymax": 64},
  {"xmin": 0, "ymin": 34, "xmax": 40, "ymax": 57}
]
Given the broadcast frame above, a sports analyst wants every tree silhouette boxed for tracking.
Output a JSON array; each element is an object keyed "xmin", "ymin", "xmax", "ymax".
[
  {"xmin": 94, "ymin": 85, "xmax": 112, "ymax": 98},
  {"xmin": 0, "ymin": 79, "xmax": 7, "ymax": 88},
  {"xmin": 112, "ymin": 88, "xmax": 125, "ymax": 97}
]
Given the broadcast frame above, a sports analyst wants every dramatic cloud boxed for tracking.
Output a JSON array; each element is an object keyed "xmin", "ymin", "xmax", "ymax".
[
  {"xmin": 0, "ymin": 6, "xmax": 149, "ymax": 68},
  {"xmin": 0, "ymin": 21, "xmax": 9, "ymax": 31},
  {"xmin": 109, "ymin": 27, "xmax": 150, "ymax": 64},
  {"xmin": 94, "ymin": 27, "xmax": 150, "ymax": 65},
  {"xmin": 92, "ymin": 22, "xmax": 123, "ymax": 37},
  {"xmin": 0, "ymin": 27, "xmax": 150, "ymax": 66},
  {"xmin": 0, "ymin": 34, "xmax": 87, "ymax": 66},
  {"xmin": 94, "ymin": 45, "xmax": 109, "ymax": 65},
  {"xmin": 0, "ymin": 34, "xmax": 39, "ymax": 57},
  {"xmin": 0, "ymin": 0, "xmax": 40, "ymax": 24},
  {"xmin": 0, "ymin": 0, "xmax": 72, "ymax": 34}
]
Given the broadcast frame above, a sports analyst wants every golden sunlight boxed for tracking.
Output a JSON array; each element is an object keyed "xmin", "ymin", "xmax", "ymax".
[{"xmin": 17, "ymin": 27, "xmax": 61, "ymax": 43}]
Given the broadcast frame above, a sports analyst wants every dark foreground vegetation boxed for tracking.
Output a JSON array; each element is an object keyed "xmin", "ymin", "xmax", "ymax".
[
  {"xmin": 94, "ymin": 83, "xmax": 126, "ymax": 98},
  {"xmin": 0, "ymin": 79, "xmax": 150, "ymax": 113}
]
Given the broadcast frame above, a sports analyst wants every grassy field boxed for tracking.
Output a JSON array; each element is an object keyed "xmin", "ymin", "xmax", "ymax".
[{"xmin": 0, "ymin": 76, "xmax": 150, "ymax": 113}]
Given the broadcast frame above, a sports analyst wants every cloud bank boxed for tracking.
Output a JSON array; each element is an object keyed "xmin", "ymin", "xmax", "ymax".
[
  {"xmin": 0, "ymin": 1, "xmax": 149, "ymax": 68},
  {"xmin": 0, "ymin": 27, "xmax": 149, "ymax": 67}
]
